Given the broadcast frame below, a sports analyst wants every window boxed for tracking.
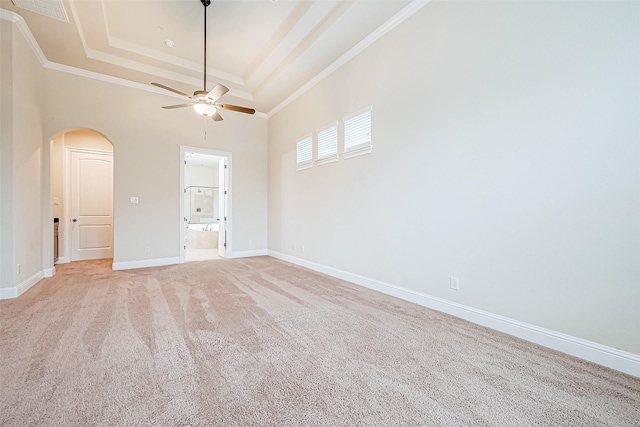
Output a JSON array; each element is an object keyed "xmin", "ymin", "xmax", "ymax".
[
  {"xmin": 343, "ymin": 106, "xmax": 372, "ymax": 159},
  {"xmin": 296, "ymin": 134, "xmax": 313, "ymax": 170},
  {"xmin": 316, "ymin": 122, "xmax": 338, "ymax": 165}
]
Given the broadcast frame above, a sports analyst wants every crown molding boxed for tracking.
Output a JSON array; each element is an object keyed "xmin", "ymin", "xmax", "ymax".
[
  {"xmin": 0, "ymin": 8, "xmax": 19, "ymax": 22},
  {"xmin": 68, "ymin": 0, "xmax": 246, "ymax": 94},
  {"xmin": 106, "ymin": 36, "xmax": 246, "ymax": 87},
  {"xmin": 2, "ymin": 9, "xmax": 159, "ymax": 96},
  {"xmin": 1, "ymin": 9, "xmax": 47, "ymax": 66},
  {"xmin": 3, "ymin": 1, "xmax": 431, "ymax": 120},
  {"xmin": 43, "ymin": 61, "xmax": 180, "ymax": 96},
  {"xmin": 1, "ymin": 8, "xmax": 261, "ymax": 113},
  {"xmin": 267, "ymin": 0, "xmax": 432, "ymax": 117},
  {"xmin": 44, "ymin": 61, "xmax": 263, "ymax": 115}
]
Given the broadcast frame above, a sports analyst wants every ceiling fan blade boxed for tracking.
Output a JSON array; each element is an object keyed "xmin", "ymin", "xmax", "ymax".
[
  {"xmin": 211, "ymin": 111, "xmax": 224, "ymax": 122},
  {"xmin": 219, "ymin": 104, "xmax": 256, "ymax": 115},
  {"xmin": 206, "ymin": 84, "xmax": 229, "ymax": 103},
  {"xmin": 151, "ymin": 83, "xmax": 191, "ymax": 99},
  {"xmin": 161, "ymin": 103, "xmax": 193, "ymax": 109}
]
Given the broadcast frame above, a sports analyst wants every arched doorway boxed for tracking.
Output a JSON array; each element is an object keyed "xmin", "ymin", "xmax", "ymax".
[{"xmin": 50, "ymin": 129, "xmax": 114, "ymax": 264}]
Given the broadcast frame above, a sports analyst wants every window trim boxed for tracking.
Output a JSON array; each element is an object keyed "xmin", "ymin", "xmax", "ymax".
[
  {"xmin": 296, "ymin": 134, "xmax": 313, "ymax": 171},
  {"xmin": 342, "ymin": 106, "xmax": 372, "ymax": 159},
  {"xmin": 316, "ymin": 121, "xmax": 338, "ymax": 166}
]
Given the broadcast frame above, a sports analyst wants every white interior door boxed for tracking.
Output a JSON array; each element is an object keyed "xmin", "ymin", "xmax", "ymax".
[
  {"xmin": 218, "ymin": 157, "xmax": 227, "ymax": 258},
  {"xmin": 70, "ymin": 150, "xmax": 114, "ymax": 261}
]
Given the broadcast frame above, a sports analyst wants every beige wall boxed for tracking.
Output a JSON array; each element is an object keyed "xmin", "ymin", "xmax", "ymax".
[
  {"xmin": 2, "ymin": 11, "xmax": 267, "ymax": 285},
  {"xmin": 2, "ymin": 2, "xmax": 638, "ymax": 359},
  {"xmin": 0, "ymin": 22, "xmax": 44, "ymax": 289},
  {"xmin": 0, "ymin": 18, "xmax": 14, "ymax": 288},
  {"xmin": 43, "ymin": 69, "xmax": 267, "ymax": 263},
  {"xmin": 268, "ymin": 2, "xmax": 640, "ymax": 353}
]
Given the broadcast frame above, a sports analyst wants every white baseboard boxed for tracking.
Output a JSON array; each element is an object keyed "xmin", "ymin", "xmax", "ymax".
[
  {"xmin": 267, "ymin": 250, "xmax": 640, "ymax": 378},
  {"xmin": 55, "ymin": 256, "xmax": 68, "ymax": 264},
  {"xmin": 112, "ymin": 257, "xmax": 180, "ymax": 271},
  {"xmin": 19, "ymin": 271, "xmax": 44, "ymax": 296},
  {"xmin": 230, "ymin": 249, "xmax": 268, "ymax": 259},
  {"xmin": 0, "ymin": 287, "xmax": 16, "ymax": 299},
  {"xmin": 0, "ymin": 271, "xmax": 44, "ymax": 300},
  {"xmin": 43, "ymin": 267, "xmax": 56, "ymax": 278}
]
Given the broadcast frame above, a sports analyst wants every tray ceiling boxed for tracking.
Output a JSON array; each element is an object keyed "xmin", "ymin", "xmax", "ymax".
[{"xmin": 2, "ymin": 0, "xmax": 427, "ymax": 115}]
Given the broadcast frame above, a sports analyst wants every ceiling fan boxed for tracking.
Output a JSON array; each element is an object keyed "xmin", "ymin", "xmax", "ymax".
[{"xmin": 151, "ymin": 0, "xmax": 255, "ymax": 121}]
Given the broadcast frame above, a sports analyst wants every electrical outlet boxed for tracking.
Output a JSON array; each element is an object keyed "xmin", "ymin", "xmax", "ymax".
[
  {"xmin": 16, "ymin": 264, "xmax": 21, "ymax": 275},
  {"xmin": 301, "ymin": 246, "xmax": 305, "ymax": 253},
  {"xmin": 450, "ymin": 276, "xmax": 459, "ymax": 290},
  {"xmin": 130, "ymin": 197, "xmax": 139, "ymax": 204},
  {"xmin": 145, "ymin": 246, "xmax": 151, "ymax": 253}
]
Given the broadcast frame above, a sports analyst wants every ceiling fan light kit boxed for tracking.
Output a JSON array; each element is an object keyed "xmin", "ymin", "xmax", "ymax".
[
  {"xmin": 193, "ymin": 103, "xmax": 216, "ymax": 116},
  {"xmin": 151, "ymin": 0, "xmax": 255, "ymax": 121}
]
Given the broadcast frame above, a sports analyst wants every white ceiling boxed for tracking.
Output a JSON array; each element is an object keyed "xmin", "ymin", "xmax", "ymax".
[{"xmin": 2, "ymin": 0, "xmax": 426, "ymax": 115}]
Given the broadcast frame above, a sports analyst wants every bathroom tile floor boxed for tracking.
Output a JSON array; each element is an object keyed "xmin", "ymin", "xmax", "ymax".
[{"xmin": 185, "ymin": 248, "xmax": 220, "ymax": 262}]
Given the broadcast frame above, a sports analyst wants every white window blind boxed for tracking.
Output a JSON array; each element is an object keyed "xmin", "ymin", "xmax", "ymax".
[
  {"xmin": 344, "ymin": 108, "xmax": 371, "ymax": 151},
  {"xmin": 296, "ymin": 135, "xmax": 313, "ymax": 170},
  {"xmin": 317, "ymin": 123, "xmax": 337, "ymax": 161}
]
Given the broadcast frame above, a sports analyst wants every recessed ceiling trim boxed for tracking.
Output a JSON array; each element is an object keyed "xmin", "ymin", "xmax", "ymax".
[
  {"xmin": 5, "ymin": 0, "xmax": 429, "ymax": 121},
  {"xmin": 242, "ymin": 1, "xmax": 314, "ymax": 84},
  {"xmin": 268, "ymin": 0, "xmax": 432, "ymax": 117},
  {"xmin": 43, "ymin": 60, "xmax": 266, "ymax": 118},
  {"xmin": 107, "ymin": 36, "xmax": 245, "ymax": 86},
  {"xmin": 97, "ymin": 0, "xmax": 245, "ymax": 86},
  {"xmin": 65, "ymin": 0, "xmax": 251, "ymax": 100},
  {"xmin": 244, "ymin": 0, "xmax": 337, "ymax": 91},
  {"xmin": 3, "ymin": 9, "xmax": 268, "ymax": 118},
  {"xmin": 254, "ymin": 1, "xmax": 356, "ymax": 97},
  {"xmin": 81, "ymin": 46, "xmax": 254, "ymax": 101}
]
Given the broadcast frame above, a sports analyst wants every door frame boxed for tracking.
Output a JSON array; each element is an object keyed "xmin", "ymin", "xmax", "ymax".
[
  {"xmin": 179, "ymin": 146, "xmax": 233, "ymax": 263},
  {"xmin": 63, "ymin": 147, "xmax": 114, "ymax": 263}
]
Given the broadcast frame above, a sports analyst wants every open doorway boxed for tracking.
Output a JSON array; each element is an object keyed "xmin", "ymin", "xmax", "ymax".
[
  {"xmin": 50, "ymin": 129, "xmax": 114, "ymax": 264},
  {"xmin": 180, "ymin": 146, "xmax": 231, "ymax": 263}
]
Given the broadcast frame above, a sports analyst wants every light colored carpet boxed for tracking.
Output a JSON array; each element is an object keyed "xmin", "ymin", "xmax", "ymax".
[{"xmin": 0, "ymin": 257, "xmax": 638, "ymax": 426}]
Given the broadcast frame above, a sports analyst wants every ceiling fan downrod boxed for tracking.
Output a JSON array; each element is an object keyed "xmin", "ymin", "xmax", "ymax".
[
  {"xmin": 150, "ymin": 0, "xmax": 256, "ymax": 120},
  {"xmin": 201, "ymin": 0, "xmax": 210, "ymax": 92}
]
